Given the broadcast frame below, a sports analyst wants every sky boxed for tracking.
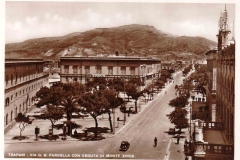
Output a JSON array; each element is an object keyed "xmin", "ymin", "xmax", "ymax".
[{"xmin": 4, "ymin": 1, "xmax": 236, "ymax": 44}]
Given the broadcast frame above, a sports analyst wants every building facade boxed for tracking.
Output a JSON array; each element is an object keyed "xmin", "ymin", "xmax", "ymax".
[
  {"xmin": 59, "ymin": 56, "xmax": 161, "ymax": 84},
  {"xmin": 216, "ymin": 5, "xmax": 235, "ymax": 145},
  {"xmin": 205, "ymin": 49, "xmax": 217, "ymax": 122},
  {"xmin": 216, "ymin": 44, "xmax": 235, "ymax": 144},
  {"xmin": 4, "ymin": 59, "xmax": 49, "ymax": 132},
  {"xmin": 185, "ymin": 5, "xmax": 235, "ymax": 160}
]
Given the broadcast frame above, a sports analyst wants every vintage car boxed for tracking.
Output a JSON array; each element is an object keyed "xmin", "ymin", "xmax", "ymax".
[
  {"xmin": 119, "ymin": 141, "xmax": 130, "ymax": 151},
  {"xmin": 165, "ymin": 128, "xmax": 184, "ymax": 135}
]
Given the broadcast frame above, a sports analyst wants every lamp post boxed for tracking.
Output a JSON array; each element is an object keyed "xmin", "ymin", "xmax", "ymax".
[
  {"xmin": 123, "ymin": 78, "xmax": 126, "ymax": 125},
  {"xmin": 113, "ymin": 107, "xmax": 115, "ymax": 133},
  {"xmin": 123, "ymin": 111, "xmax": 126, "ymax": 125}
]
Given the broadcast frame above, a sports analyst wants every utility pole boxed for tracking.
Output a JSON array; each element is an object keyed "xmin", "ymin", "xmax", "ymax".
[{"xmin": 113, "ymin": 107, "xmax": 115, "ymax": 134}]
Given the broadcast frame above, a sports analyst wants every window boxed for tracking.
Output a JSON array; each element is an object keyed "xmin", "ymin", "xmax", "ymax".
[
  {"xmin": 11, "ymin": 111, "xmax": 13, "ymax": 122},
  {"xmin": 5, "ymin": 114, "xmax": 8, "ymax": 125},
  {"xmin": 5, "ymin": 97, "xmax": 10, "ymax": 107},
  {"xmin": 11, "ymin": 74, "xmax": 13, "ymax": 85},
  {"xmin": 73, "ymin": 66, "xmax": 78, "ymax": 74},
  {"xmin": 130, "ymin": 67, "xmax": 135, "ymax": 75},
  {"xmin": 64, "ymin": 65, "xmax": 69, "ymax": 74},
  {"xmin": 121, "ymin": 66, "xmax": 126, "ymax": 75},
  {"xmin": 96, "ymin": 65, "xmax": 102, "ymax": 74},
  {"xmin": 5, "ymin": 74, "xmax": 9, "ymax": 85},
  {"xmin": 85, "ymin": 66, "xmax": 90, "ymax": 75},
  {"xmin": 108, "ymin": 66, "xmax": 113, "ymax": 75},
  {"xmin": 213, "ymin": 145, "xmax": 221, "ymax": 154}
]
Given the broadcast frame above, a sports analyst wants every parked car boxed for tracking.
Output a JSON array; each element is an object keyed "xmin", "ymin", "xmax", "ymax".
[
  {"xmin": 165, "ymin": 128, "xmax": 184, "ymax": 135},
  {"xmin": 119, "ymin": 141, "xmax": 130, "ymax": 151},
  {"xmin": 63, "ymin": 112, "xmax": 89, "ymax": 119}
]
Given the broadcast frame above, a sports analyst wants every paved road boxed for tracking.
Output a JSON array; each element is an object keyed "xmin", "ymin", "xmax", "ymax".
[{"xmin": 5, "ymin": 71, "xmax": 185, "ymax": 159}]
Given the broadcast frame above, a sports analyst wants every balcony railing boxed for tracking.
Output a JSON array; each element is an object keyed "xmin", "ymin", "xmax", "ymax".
[{"xmin": 184, "ymin": 141, "xmax": 234, "ymax": 159}]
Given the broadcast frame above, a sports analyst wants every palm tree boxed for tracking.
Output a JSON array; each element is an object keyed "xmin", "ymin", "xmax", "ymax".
[
  {"xmin": 61, "ymin": 95, "xmax": 79, "ymax": 121},
  {"xmin": 61, "ymin": 95, "xmax": 79, "ymax": 136}
]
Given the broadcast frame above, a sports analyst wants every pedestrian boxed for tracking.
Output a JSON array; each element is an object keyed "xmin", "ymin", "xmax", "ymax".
[
  {"xmin": 74, "ymin": 129, "xmax": 77, "ymax": 136},
  {"xmin": 154, "ymin": 137, "xmax": 157, "ymax": 147},
  {"xmin": 177, "ymin": 135, "xmax": 180, "ymax": 145}
]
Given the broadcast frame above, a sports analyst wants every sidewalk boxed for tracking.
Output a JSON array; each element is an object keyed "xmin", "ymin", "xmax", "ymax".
[{"xmin": 5, "ymin": 83, "xmax": 173, "ymax": 144}]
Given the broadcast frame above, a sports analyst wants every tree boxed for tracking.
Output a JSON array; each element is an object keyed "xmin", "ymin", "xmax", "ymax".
[
  {"xmin": 39, "ymin": 104, "xmax": 64, "ymax": 135},
  {"xmin": 79, "ymin": 91, "xmax": 110, "ymax": 138},
  {"xmin": 169, "ymin": 96, "xmax": 189, "ymax": 108},
  {"xmin": 35, "ymin": 86, "xmax": 63, "ymax": 107},
  {"xmin": 62, "ymin": 82, "xmax": 87, "ymax": 96},
  {"xmin": 154, "ymin": 79, "xmax": 165, "ymax": 92},
  {"xmin": 101, "ymin": 89, "xmax": 124, "ymax": 132},
  {"xmin": 167, "ymin": 108, "xmax": 189, "ymax": 132},
  {"xmin": 125, "ymin": 83, "xmax": 143, "ymax": 113},
  {"xmin": 128, "ymin": 78, "xmax": 144, "ymax": 87},
  {"xmin": 143, "ymin": 83, "xmax": 155, "ymax": 100},
  {"xmin": 86, "ymin": 77, "xmax": 107, "ymax": 91},
  {"xmin": 15, "ymin": 113, "xmax": 31, "ymax": 140},
  {"xmin": 60, "ymin": 94, "xmax": 79, "ymax": 136},
  {"xmin": 61, "ymin": 95, "xmax": 79, "ymax": 121},
  {"xmin": 108, "ymin": 78, "xmax": 124, "ymax": 93}
]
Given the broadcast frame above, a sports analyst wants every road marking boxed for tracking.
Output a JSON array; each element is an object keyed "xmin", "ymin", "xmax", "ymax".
[
  {"xmin": 111, "ymin": 120, "xmax": 132, "ymax": 137},
  {"xmin": 164, "ymin": 138, "xmax": 172, "ymax": 160}
]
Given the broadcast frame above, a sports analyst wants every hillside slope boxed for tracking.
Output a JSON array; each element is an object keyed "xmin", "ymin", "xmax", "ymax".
[{"xmin": 5, "ymin": 24, "xmax": 217, "ymax": 60}]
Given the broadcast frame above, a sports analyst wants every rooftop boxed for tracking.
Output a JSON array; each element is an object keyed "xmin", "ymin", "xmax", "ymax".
[{"xmin": 60, "ymin": 56, "xmax": 160, "ymax": 62}]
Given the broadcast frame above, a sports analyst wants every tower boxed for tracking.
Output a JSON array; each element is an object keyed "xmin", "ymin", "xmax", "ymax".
[{"xmin": 218, "ymin": 4, "xmax": 231, "ymax": 50}]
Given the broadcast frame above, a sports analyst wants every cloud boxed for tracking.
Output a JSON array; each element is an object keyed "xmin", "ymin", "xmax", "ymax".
[
  {"xmin": 167, "ymin": 20, "xmax": 218, "ymax": 41},
  {"xmin": 7, "ymin": 21, "xmax": 22, "ymax": 31},
  {"xmin": 103, "ymin": 17, "xmax": 110, "ymax": 24},
  {"xmin": 5, "ymin": 8, "xmax": 134, "ymax": 43},
  {"xmin": 25, "ymin": 16, "xmax": 38, "ymax": 25},
  {"xmin": 173, "ymin": 21, "xmax": 206, "ymax": 35},
  {"xmin": 52, "ymin": 14, "xmax": 64, "ymax": 22}
]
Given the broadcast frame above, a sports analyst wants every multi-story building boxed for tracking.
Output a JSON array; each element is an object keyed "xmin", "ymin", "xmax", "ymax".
[
  {"xmin": 4, "ymin": 59, "xmax": 49, "ymax": 133},
  {"xmin": 161, "ymin": 61, "xmax": 174, "ymax": 70},
  {"xmin": 185, "ymin": 5, "xmax": 234, "ymax": 160},
  {"xmin": 216, "ymin": 43, "xmax": 235, "ymax": 144},
  {"xmin": 205, "ymin": 49, "xmax": 217, "ymax": 122},
  {"xmin": 59, "ymin": 56, "xmax": 161, "ymax": 84},
  {"xmin": 216, "ymin": 5, "xmax": 235, "ymax": 145}
]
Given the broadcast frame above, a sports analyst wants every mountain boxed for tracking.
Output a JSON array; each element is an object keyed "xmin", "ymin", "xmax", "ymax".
[{"xmin": 5, "ymin": 24, "xmax": 217, "ymax": 60}]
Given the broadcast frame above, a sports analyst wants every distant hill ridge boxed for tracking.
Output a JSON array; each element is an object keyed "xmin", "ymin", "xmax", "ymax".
[{"xmin": 5, "ymin": 24, "xmax": 217, "ymax": 60}]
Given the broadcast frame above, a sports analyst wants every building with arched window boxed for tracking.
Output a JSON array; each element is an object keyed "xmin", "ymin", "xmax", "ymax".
[{"xmin": 4, "ymin": 59, "xmax": 49, "ymax": 133}]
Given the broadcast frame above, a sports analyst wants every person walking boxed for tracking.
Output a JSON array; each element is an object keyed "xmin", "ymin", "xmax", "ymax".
[
  {"xmin": 154, "ymin": 137, "xmax": 157, "ymax": 147},
  {"xmin": 176, "ymin": 135, "xmax": 180, "ymax": 145}
]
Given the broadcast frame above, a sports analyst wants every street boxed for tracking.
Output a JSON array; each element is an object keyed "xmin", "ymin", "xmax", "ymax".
[{"xmin": 4, "ymin": 71, "xmax": 186, "ymax": 159}]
